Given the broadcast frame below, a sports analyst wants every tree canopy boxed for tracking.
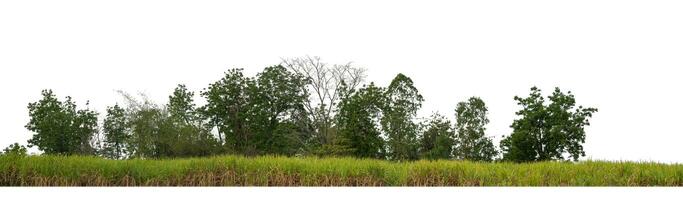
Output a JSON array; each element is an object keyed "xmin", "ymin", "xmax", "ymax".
[
  {"xmin": 25, "ymin": 90, "xmax": 98, "ymax": 155},
  {"xmin": 500, "ymin": 87, "xmax": 598, "ymax": 162}
]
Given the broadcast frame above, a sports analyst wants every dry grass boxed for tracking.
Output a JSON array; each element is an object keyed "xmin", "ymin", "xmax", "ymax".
[{"xmin": 1, "ymin": 155, "xmax": 682, "ymax": 186}]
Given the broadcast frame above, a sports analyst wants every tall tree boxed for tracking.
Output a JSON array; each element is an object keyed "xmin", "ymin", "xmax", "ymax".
[
  {"xmin": 102, "ymin": 104, "xmax": 128, "ymax": 159},
  {"xmin": 453, "ymin": 97, "xmax": 497, "ymax": 161},
  {"xmin": 419, "ymin": 113, "xmax": 455, "ymax": 160},
  {"xmin": 247, "ymin": 65, "xmax": 310, "ymax": 155},
  {"xmin": 281, "ymin": 56, "xmax": 366, "ymax": 147},
  {"xmin": 201, "ymin": 69, "xmax": 251, "ymax": 153},
  {"xmin": 382, "ymin": 74, "xmax": 424, "ymax": 161},
  {"xmin": 500, "ymin": 87, "xmax": 598, "ymax": 162},
  {"xmin": 25, "ymin": 90, "xmax": 98, "ymax": 155},
  {"xmin": 335, "ymin": 82, "xmax": 386, "ymax": 158}
]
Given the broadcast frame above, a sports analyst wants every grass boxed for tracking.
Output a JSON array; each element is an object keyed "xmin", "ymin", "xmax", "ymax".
[{"xmin": 1, "ymin": 155, "xmax": 682, "ymax": 186}]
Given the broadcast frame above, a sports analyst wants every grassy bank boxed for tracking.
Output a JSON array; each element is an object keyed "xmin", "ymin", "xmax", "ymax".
[{"xmin": 1, "ymin": 155, "xmax": 682, "ymax": 186}]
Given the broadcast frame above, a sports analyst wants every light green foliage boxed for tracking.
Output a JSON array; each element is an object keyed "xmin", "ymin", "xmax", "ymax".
[
  {"xmin": 418, "ymin": 113, "xmax": 455, "ymax": 160},
  {"xmin": 102, "ymin": 104, "xmax": 128, "ymax": 159},
  {"xmin": 25, "ymin": 90, "xmax": 99, "ymax": 155},
  {"xmin": 501, "ymin": 87, "xmax": 598, "ymax": 162},
  {"xmin": 335, "ymin": 82, "xmax": 386, "ymax": 158},
  {"xmin": 453, "ymin": 97, "xmax": 497, "ymax": 161},
  {"xmin": 2, "ymin": 143, "xmax": 27, "ymax": 156},
  {"xmin": 1, "ymin": 155, "xmax": 681, "ymax": 186},
  {"xmin": 382, "ymin": 74, "xmax": 424, "ymax": 161},
  {"xmin": 120, "ymin": 86, "xmax": 220, "ymax": 159},
  {"xmin": 121, "ymin": 93, "xmax": 166, "ymax": 159}
]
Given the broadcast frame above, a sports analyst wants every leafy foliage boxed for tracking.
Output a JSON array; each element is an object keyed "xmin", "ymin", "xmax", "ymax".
[
  {"xmin": 25, "ymin": 90, "xmax": 98, "ymax": 155},
  {"xmin": 453, "ymin": 97, "xmax": 497, "ymax": 161},
  {"xmin": 2, "ymin": 143, "xmax": 28, "ymax": 156},
  {"xmin": 16, "ymin": 60, "xmax": 599, "ymax": 163},
  {"xmin": 247, "ymin": 65, "xmax": 311, "ymax": 155},
  {"xmin": 500, "ymin": 87, "xmax": 598, "ymax": 162},
  {"xmin": 382, "ymin": 74, "xmax": 424, "ymax": 161},
  {"xmin": 418, "ymin": 113, "xmax": 455, "ymax": 160},
  {"xmin": 335, "ymin": 82, "xmax": 386, "ymax": 158},
  {"xmin": 102, "ymin": 104, "xmax": 128, "ymax": 159},
  {"xmin": 162, "ymin": 84, "xmax": 219, "ymax": 157},
  {"xmin": 201, "ymin": 68, "xmax": 251, "ymax": 153}
]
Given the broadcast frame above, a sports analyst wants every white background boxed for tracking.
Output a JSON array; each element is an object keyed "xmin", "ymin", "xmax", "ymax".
[{"xmin": 1, "ymin": 0, "xmax": 682, "ymax": 163}]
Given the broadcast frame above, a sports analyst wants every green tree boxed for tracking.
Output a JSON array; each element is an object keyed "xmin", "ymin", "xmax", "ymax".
[
  {"xmin": 500, "ymin": 87, "xmax": 598, "ymax": 162},
  {"xmin": 102, "ymin": 104, "xmax": 128, "ymax": 159},
  {"xmin": 335, "ymin": 82, "xmax": 386, "ymax": 158},
  {"xmin": 201, "ymin": 69, "xmax": 252, "ymax": 154},
  {"xmin": 2, "ymin": 143, "xmax": 28, "ymax": 156},
  {"xmin": 419, "ymin": 113, "xmax": 455, "ymax": 160},
  {"xmin": 117, "ymin": 91, "xmax": 165, "ymax": 158},
  {"xmin": 25, "ymin": 90, "xmax": 98, "ymax": 155},
  {"xmin": 382, "ymin": 74, "xmax": 424, "ymax": 161},
  {"xmin": 247, "ymin": 65, "xmax": 310, "ymax": 155},
  {"xmin": 164, "ymin": 84, "xmax": 219, "ymax": 157},
  {"xmin": 453, "ymin": 97, "xmax": 497, "ymax": 162}
]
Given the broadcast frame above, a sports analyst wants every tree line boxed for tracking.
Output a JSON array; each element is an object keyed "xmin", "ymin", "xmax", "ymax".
[{"xmin": 4, "ymin": 56, "xmax": 598, "ymax": 162}]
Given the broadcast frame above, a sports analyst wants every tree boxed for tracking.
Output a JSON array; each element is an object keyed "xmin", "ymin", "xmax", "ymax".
[
  {"xmin": 102, "ymin": 104, "xmax": 128, "ymax": 159},
  {"xmin": 382, "ymin": 74, "xmax": 424, "ymax": 161},
  {"xmin": 419, "ymin": 113, "xmax": 455, "ymax": 160},
  {"xmin": 500, "ymin": 87, "xmax": 598, "ymax": 162},
  {"xmin": 201, "ymin": 69, "xmax": 252, "ymax": 153},
  {"xmin": 164, "ymin": 84, "xmax": 219, "ymax": 157},
  {"xmin": 117, "ymin": 91, "xmax": 166, "ymax": 158},
  {"xmin": 25, "ymin": 90, "xmax": 99, "ymax": 155},
  {"xmin": 453, "ymin": 97, "xmax": 497, "ymax": 161},
  {"xmin": 335, "ymin": 82, "xmax": 386, "ymax": 158},
  {"xmin": 2, "ymin": 143, "xmax": 28, "ymax": 156},
  {"xmin": 247, "ymin": 65, "xmax": 310, "ymax": 155},
  {"xmin": 281, "ymin": 56, "xmax": 366, "ymax": 148}
]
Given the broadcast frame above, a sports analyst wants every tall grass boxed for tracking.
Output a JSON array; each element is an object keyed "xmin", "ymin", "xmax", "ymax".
[{"xmin": 1, "ymin": 155, "xmax": 682, "ymax": 186}]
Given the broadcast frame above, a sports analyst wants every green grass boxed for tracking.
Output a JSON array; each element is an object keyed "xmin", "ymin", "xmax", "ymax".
[{"xmin": 1, "ymin": 155, "xmax": 682, "ymax": 186}]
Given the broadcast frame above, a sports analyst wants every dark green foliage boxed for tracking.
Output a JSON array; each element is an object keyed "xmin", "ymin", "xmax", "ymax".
[
  {"xmin": 247, "ymin": 65, "xmax": 311, "ymax": 155},
  {"xmin": 335, "ymin": 83, "xmax": 386, "ymax": 159},
  {"xmin": 418, "ymin": 113, "xmax": 455, "ymax": 160},
  {"xmin": 453, "ymin": 97, "xmax": 497, "ymax": 161},
  {"xmin": 102, "ymin": 104, "xmax": 128, "ymax": 159},
  {"xmin": 382, "ymin": 74, "xmax": 424, "ymax": 161},
  {"xmin": 201, "ymin": 69, "xmax": 251, "ymax": 153},
  {"xmin": 25, "ymin": 90, "xmax": 98, "ymax": 155},
  {"xmin": 202, "ymin": 66, "xmax": 310, "ymax": 156},
  {"xmin": 500, "ymin": 87, "xmax": 598, "ymax": 162},
  {"xmin": 2, "ymin": 143, "xmax": 27, "ymax": 156},
  {"xmin": 162, "ymin": 84, "xmax": 220, "ymax": 157}
]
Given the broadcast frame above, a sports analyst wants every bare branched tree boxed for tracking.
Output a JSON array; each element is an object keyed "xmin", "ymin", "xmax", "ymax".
[{"xmin": 281, "ymin": 56, "xmax": 366, "ymax": 145}]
